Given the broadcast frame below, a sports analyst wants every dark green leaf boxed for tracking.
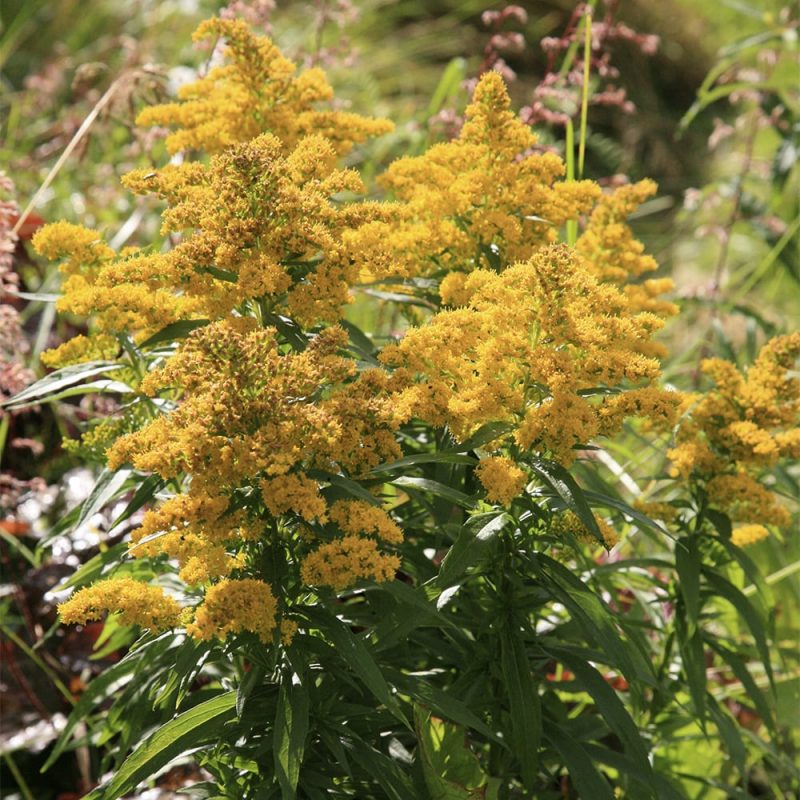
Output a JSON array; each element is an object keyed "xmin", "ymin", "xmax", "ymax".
[
  {"xmin": 534, "ymin": 554, "xmax": 654, "ymax": 687},
  {"xmin": 530, "ymin": 459, "xmax": 604, "ymax": 546},
  {"xmin": 391, "ymin": 673, "xmax": 503, "ymax": 746},
  {"xmin": 109, "ymin": 474, "xmax": 166, "ymax": 529},
  {"xmin": 370, "ymin": 452, "xmax": 476, "ymax": 474},
  {"xmin": 139, "ymin": 319, "xmax": 210, "ymax": 349},
  {"xmin": 452, "ymin": 422, "xmax": 513, "ymax": 452},
  {"xmin": 547, "ymin": 646, "xmax": 651, "ymax": 771},
  {"xmin": 391, "ymin": 476, "xmax": 474, "ymax": 508},
  {"xmin": 545, "ymin": 727, "xmax": 614, "ymax": 800},
  {"xmin": 705, "ymin": 638, "xmax": 776, "ymax": 733},
  {"xmin": 703, "ymin": 569, "xmax": 774, "ymax": 689},
  {"xmin": 303, "ymin": 607, "xmax": 408, "ymax": 728},
  {"xmin": 675, "ymin": 536, "xmax": 701, "ymax": 635},
  {"xmin": 86, "ymin": 691, "xmax": 237, "ymax": 800},
  {"xmin": 500, "ymin": 623, "xmax": 541, "ymax": 790},
  {"xmin": 436, "ymin": 513, "xmax": 508, "ymax": 587},
  {"xmin": 274, "ymin": 679, "xmax": 309, "ymax": 800}
]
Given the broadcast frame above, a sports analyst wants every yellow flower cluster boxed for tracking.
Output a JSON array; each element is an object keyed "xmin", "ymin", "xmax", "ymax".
[
  {"xmin": 32, "ymin": 19, "xmax": 396, "ymax": 370},
  {"xmin": 328, "ymin": 500, "xmax": 403, "ymax": 544},
  {"xmin": 347, "ymin": 71, "xmax": 601, "ymax": 279},
  {"xmin": 669, "ymin": 333, "xmax": 800, "ymax": 540},
  {"xmin": 108, "ymin": 322, "xmax": 399, "ymax": 485},
  {"xmin": 475, "ymin": 456, "xmax": 528, "ymax": 506},
  {"xmin": 300, "ymin": 536, "xmax": 400, "ymax": 591},
  {"xmin": 101, "ymin": 321, "xmax": 401, "ymax": 617},
  {"xmin": 382, "ymin": 244, "xmax": 679, "ymax": 464},
  {"xmin": 58, "ymin": 578, "xmax": 182, "ymax": 631},
  {"xmin": 136, "ymin": 17, "xmax": 393, "ymax": 156},
  {"xmin": 34, "ymin": 133, "xmax": 392, "ymax": 365},
  {"xmin": 730, "ymin": 524, "xmax": 770, "ymax": 548},
  {"xmin": 186, "ymin": 579, "xmax": 277, "ymax": 643}
]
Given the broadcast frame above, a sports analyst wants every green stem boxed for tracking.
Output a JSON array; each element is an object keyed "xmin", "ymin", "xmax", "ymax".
[
  {"xmin": 565, "ymin": 120, "xmax": 577, "ymax": 246},
  {"xmin": 0, "ymin": 625, "xmax": 75, "ymax": 705},
  {"xmin": 3, "ymin": 751, "xmax": 35, "ymax": 800},
  {"xmin": 743, "ymin": 559, "xmax": 800, "ymax": 597},
  {"xmin": 0, "ymin": 412, "xmax": 9, "ymax": 464},
  {"xmin": 578, "ymin": 7, "xmax": 592, "ymax": 179}
]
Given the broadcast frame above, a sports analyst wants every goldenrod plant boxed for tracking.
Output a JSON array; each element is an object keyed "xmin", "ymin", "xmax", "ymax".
[{"xmin": 5, "ymin": 15, "xmax": 799, "ymax": 800}]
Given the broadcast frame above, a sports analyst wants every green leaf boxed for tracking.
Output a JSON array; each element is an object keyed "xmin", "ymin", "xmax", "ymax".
[
  {"xmin": 56, "ymin": 542, "xmax": 129, "ymax": 591},
  {"xmin": 547, "ymin": 646, "xmax": 651, "ymax": 772},
  {"xmin": 414, "ymin": 705, "xmax": 488, "ymax": 799},
  {"xmin": 436, "ymin": 513, "xmax": 508, "ymax": 588},
  {"xmin": 109, "ymin": 474, "xmax": 166, "ymax": 529},
  {"xmin": 707, "ymin": 695, "xmax": 746, "ymax": 777},
  {"xmin": 452, "ymin": 422, "xmax": 513, "ymax": 452},
  {"xmin": 5, "ymin": 288, "xmax": 60, "ymax": 302},
  {"xmin": 347, "ymin": 736, "xmax": 415, "ymax": 800},
  {"xmin": 264, "ymin": 313, "xmax": 309, "ymax": 351},
  {"xmin": 274, "ymin": 679, "xmax": 309, "ymax": 800},
  {"xmin": 582, "ymin": 743, "xmax": 682, "ymax": 800},
  {"xmin": 391, "ymin": 674, "xmax": 503, "ymax": 747},
  {"xmin": 703, "ymin": 569, "xmax": 774, "ymax": 689},
  {"xmin": 370, "ymin": 452, "xmax": 476, "ymax": 474},
  {"xmin": 42, "ymin": 649, "xmax": 146, "ymax": 771},
  {"xmin": 76, "ymin": 468, "xmax": 132, "ymax": 533},
  {"xmin": 139, "ymin": 319, "xmax": 210, "ymax": 349},
  {"xmin": 582, "ymin": 490, "xmax": 671, "ymax": 538},
  {"xmin": 391, "ymin": 476, "xmax": 474, "ymax": 508},
  {"xmin": 676, "ymin": 614, "xmax": 707, "ymax": 720},
  {"xmin": 86, "ymin": 691, "xmax": 237, "ymax": 800},
  {"xmin": 530, "ymin": 459, "xmax": 604, "ymax": 546},
  {"xmin": 533, "ymin": 554, "xmax": 654, "ymax": 688},
  {"xmin": 500, "ymin": 623, "xmax": 541, "ymax": 791},
  {"xmin": 303, "ymin": 607, "xmax": 408, "ymax": 728},
  {"xmin": 370, "ymin": 581, "xmax": 459, "ymax": 631},
  {"xmin": 312, "ymin": 470, "xmax": 380, "ymax": 506},
  {"xmin": 1, "ymin": 361, "xmax": 123, "ymax": 409},
  {"xmin": 7, "ymin": 379, "xmax": 132, "ymax": 408},
  {"xmin": 706, "ymin": 638, "xmax": 776, "ymax": 734},
  {"xmin": 361, "ymin": 288, "xmax": 435, "ymax": 309},
  {"xmin": 341, "ymin": 319, "xmax": 377, "ymax": 361},
  {"xmin": 675, "ymin": 535, "xmax": 701, "ymax": 635},
  {"xmin": 426, "ymin": 57, "xmax": 467, "ymax": 118},
  {"xmin": 545, "ymin": 726, "xmax": 614, "ymax": 800}
]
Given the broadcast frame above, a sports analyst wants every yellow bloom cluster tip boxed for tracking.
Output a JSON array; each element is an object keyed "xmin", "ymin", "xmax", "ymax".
[{"xmin": 58, "ymin": 577, "xmax": 181, "ymax": 631}]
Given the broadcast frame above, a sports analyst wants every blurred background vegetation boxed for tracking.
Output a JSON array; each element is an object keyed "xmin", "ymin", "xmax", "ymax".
[{"xmin": 1, "ymin": 1, "xmax": 798, "ymax": 798}]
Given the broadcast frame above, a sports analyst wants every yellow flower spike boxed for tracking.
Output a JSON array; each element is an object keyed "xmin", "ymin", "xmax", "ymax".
[
  {"xmin": 669, "ymin": 334, "xmax": 799, "ymax": 534},
  {"xmin": 58, "ymin": 578, "xmax": 182, "ymax": 631},
  {"xmin": 260, "ymin": 473, "xmax": 328, "ymax": 524},
  {"xmin": 347, "ymin": 71, "xmax": 602, "ymax": 282},
  {"xmin": 136, "ymin": 17, "xmax": 392, "ymax": 156}
]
